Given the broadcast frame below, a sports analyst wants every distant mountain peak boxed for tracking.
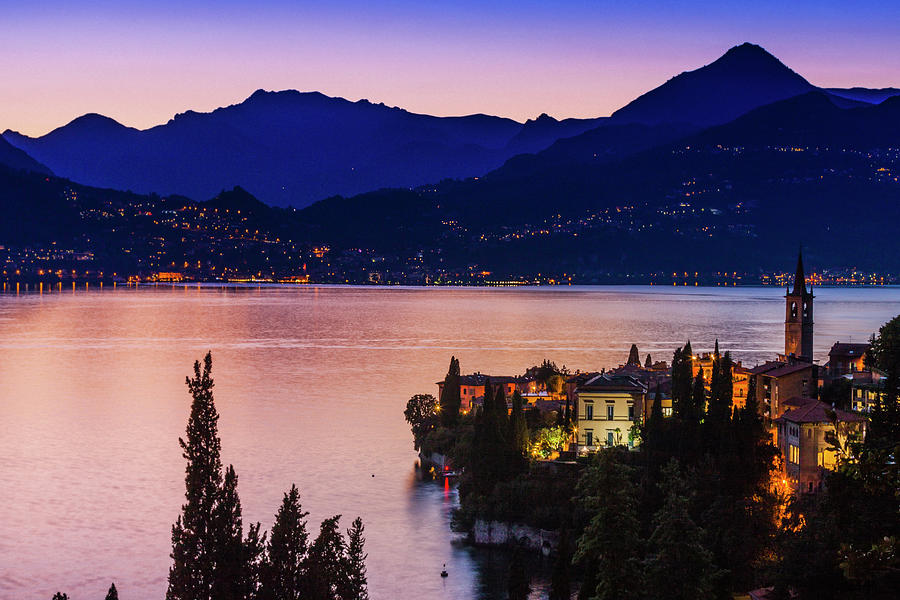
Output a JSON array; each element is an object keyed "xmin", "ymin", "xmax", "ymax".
[
  {"xmin": 524, "ymin": 113, "xmax": 558, "ymax": 126},
  {"xmin": 64, "ymin": 113, "xmax": 127, "ymax": 131},
  {"xmin": 721, "ymin": 42, "xmax": 775, "ymax": 59},
  {"xmin": 609, "ymin": 42, "xmax": 814, "ymax": 127}
]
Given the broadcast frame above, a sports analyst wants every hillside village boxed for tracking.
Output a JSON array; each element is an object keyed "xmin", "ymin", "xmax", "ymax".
[{"xmin": 433, "ymin": 252, "xmax": 881, "ymax": 495}]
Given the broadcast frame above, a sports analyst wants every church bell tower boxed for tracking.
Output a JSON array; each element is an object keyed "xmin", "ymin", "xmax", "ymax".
[{"xmin": 785, "ymin": 250, "xmax": 814, "ymax": 362}]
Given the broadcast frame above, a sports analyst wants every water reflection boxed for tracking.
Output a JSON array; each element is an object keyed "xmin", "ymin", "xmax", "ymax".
[{"xmin": 0, "ymin": 285, "xmax": 898, "ymax": 599}]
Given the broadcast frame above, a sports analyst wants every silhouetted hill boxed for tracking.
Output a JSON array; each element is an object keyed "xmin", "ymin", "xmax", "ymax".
[
  {"xmin": 294, "ymin": 89, "xmax": 900, "ymax": 275},
  {"xmin": 689, "ymin": 91, "xmax": 900, "ymax": 148},
  {"xmin": 2, "ymin": 90, "xmax": 605, "ymax": 208},
  {"xmin": 504, "ymin": 113, "xmax": 608, "ymax": 154},
  {"xmin": 826, "ymin": 87, "xmax": 900, "ymax": 104},
  {"xmin": 0, "ymin": 136, "xmax": 52, "ymax": 175},
  {"xmin": 610, "ymin": 43, "xmax": 816, "ymax": 126}
]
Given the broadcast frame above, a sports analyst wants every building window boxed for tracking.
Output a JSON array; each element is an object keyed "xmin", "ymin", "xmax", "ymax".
[
  {"xmin": 607, "ymin": 431, "xmax": 614, "ymax": 446},
  {"xmin": 789, "ymin": 443, "xmax": 799, "ymax": 464},
  {"xmin": 662, "ymin": 407, "xmax": 672, "ymax": 417},
  {"xmin": 585, "ymin": 403, "xmax": 594, "ymax": 420},
  {"xmin": 807, "ymin": 428, "xmax": 812, "ymax": 439},
  {"xmin": 585, "ymin": 430, "xmax": 593, "ymax": 447},
  {"xmin": 628, "ymin": 405, "xmax": 635, "ymax": 421},
  {"xmin": 607, "ymin": 405, "xmax": 615, "ymax": 421}
]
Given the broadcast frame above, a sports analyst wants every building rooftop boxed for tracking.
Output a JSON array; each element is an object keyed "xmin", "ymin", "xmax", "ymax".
[
  {"xmin": 578, "ymin": 373, "xmax": 647, "ymax": 394},
  {"xmin": 778, "ymin": 396, "xmax": 865, "ymax": 424},
  {"xmin": 828, "ymin": 342, "xmax": 870, "ymax": 358},
  {"xmin": 751, "ymin": 361, "xmax": 813, "ymax": 378}
]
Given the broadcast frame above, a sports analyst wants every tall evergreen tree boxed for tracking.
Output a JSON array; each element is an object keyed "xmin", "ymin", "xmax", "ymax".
[
  {"xmin": 211, "ymin": 464, "xmax": 247, "ymax": 600},
  {"xmin": 649, "ymin": 385, "xmax": 664, "ymax": 429},
  {"xmin": 627, "ymin": 343, "xmax": 641, "ymax": 366},
  {"xmin": 644, "ymin": 461, "xmax": 718, "ymax": 600},
  {"xmin": 691, "ymin": 366, "xmax": 706, "ymax": 422},
  {"xmin": 672, "ymin": 344, "xmax": 694, "ymax": 419},
  {"xmin": 575, "ymin": 451, "xmax": 644, "ymax": 600},
  {"xmin": 510, "ymin": 390, "xmax": 529, "ymax": 457},
  {"xmin": 706, "ymin": 351, "xmax": 733, "ymax": 432},
  {"xmin": 244, "ymin": 522, "xmax": 267, "ymax": 600},
  {"xmin": 439, "ymin": 356, "xmax": 461, "ymax": 427},
  {"xmin": 645, "ymin": 353, "xmax": 653, "ymax": 368},
  {"xmin": 168, "ymin": 352, "xmax": 227, "ymax": 600},
  {"xmin": 104, "ymin": 583, "xmax": 119, "ymax": 600},
  {"xmin": 262, "ymin": 484, "xmax": 310, "ymax": 600},
  {"xmin": 341, "ymin": 517, "xmax": 369, "ymax": 600},
  {"xmin": 306, "ymin": 516, "xmax": 348, "ymax": 600}
]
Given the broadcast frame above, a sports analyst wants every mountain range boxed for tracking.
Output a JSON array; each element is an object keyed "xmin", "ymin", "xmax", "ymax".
[
  {"xmin": 2, "ymin": 42, "xmax": 899, "ymax": 280},
  {"xmin": 4, "ymin": 43, "xmax": 898, "ymax": 210},
  {"xmin": 2, "ymin": 90, "xmax": 604, "ymax": 208}
]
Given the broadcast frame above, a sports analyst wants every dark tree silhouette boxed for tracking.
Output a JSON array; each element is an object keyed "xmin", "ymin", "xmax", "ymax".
[{"xmin": 262, "ymin": 484, "xmax": 309, "ymax": 600}]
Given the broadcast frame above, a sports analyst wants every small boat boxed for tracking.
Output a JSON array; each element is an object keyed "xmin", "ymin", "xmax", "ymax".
[{"xmin": 440, "ymin": 564, "xmax": 448, "ymax": 578}]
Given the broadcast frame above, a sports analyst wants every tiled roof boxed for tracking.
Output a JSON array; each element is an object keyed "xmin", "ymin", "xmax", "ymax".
[
  {"xmin": 578, "ymin": 373, "xmax": 647, "ymax": 393},
  {"xmin": 778, "ymin": 396, "xmax": 865, "ymax": 424},
  {"xmin": 748, "ymin": 361, "xmax": 785, "ymax": 375},
  {"xmin": 761, "ymin": 362, "xmax": 814, "ymax": 378},
  {"xmin": 828, "ymin": 342, "xmax": 870, "ymax": 357}
]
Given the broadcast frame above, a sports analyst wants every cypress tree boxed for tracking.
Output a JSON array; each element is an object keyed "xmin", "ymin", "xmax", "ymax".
[
  {"xmin": 104, "ymin": 584, "xmax": 119, "ymax": 600},
  {"xmin": 673, "ymin": 344, "xmax": 695, "ymax": 419},
  {"xmin": 244, "ymin": 522, "xmax": 267, "ymax": 600},
  {"xmin": 167, "ymin": 352, "xmax": 225, "ymax": 600},
  {"xmin": 575, "ymin": 451, "xmax": 644, "ymax": 600},
  {"xmin": 211, "ymin": 464, "xmax": 247, "ymax": 600},
  {"xmin": 342, "ymin": 517, "xmax": 369, "ymax": 600},
  {"xmin": 510, "ymin": 390, "xmax": 529, "ymax": 457},
  {"xmin": 692, "ymin": 367, "xmax": 706, "ymax": 421},
  {"xmin": 306, "ymin": 516, "xmax": 347, "ymax": 600},
  {"xmin": 647, "ymin": 384, "xmax": 665, "ymax": 440},
  {"xmin": 439, "ymin": 356, "xmax": 461, "ymax": 426},
  {"xmin": 645, "ymin": 353, "xmax": 653, "ymax": 368},
  {"xmin": 481, "ymin": 376, "xmax": 494, "ymax": 415},
  {"xmin": 494, "ymin": 383, "xmax": 508, "ymax": 421},
  {"xmin": 720, "ymin": 352, "xmax": 733, "ymax": 414},
  {"xmin": 262, "ymin": 484, "xmax": 310, "ymax": 600},
  {"xmin": 627, "ymin": 344, "xmax": 641, "ymax": 366},
  {"xmin": 644, "ymin": 461, "xmax": 718, "ymax": 600},
  {"xmin": 706, "ymin": 351, "xmax": 734, "ymax": 432}
]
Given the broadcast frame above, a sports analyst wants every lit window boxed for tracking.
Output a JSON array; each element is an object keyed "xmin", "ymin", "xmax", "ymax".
[{"xmin": 789, "ymin": 444, "xmax": 800, "ymax": 464}]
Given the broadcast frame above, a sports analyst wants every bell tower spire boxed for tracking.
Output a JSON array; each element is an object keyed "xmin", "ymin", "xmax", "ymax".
[{"xmin": 785, "ymin": 249, "xmax": 814, "ymax": 362}]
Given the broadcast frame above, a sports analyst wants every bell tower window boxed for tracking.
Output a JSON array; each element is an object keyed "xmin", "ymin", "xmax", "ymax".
[{"xmin": 790, "ymin": 302, "xmax": 798, "ymax": 319}]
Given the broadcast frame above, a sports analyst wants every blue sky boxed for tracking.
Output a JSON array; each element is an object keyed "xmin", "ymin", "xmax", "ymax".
[{"xmin": 2, "ymin": 1, "xmax": 898, "ymax": 135}]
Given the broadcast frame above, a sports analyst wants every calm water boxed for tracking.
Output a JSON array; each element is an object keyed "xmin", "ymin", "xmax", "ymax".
[{"xmin": 1, "ymin": 285, "xmax": 898, "ymax": 600}]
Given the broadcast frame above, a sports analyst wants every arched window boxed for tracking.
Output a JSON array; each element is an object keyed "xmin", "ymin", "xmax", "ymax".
[
  {"xmin": 790, "ymin": 301, "xmax": 798, "ymax": 319},
  {"xmin": 802, "ymin": 302, "xmax": 809, "ymax": 318}
]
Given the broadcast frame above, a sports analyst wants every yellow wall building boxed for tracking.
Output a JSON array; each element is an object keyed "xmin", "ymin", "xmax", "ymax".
[{"xmin": 576, "ymin": 374, "xmax": 647, "ymax": 451}]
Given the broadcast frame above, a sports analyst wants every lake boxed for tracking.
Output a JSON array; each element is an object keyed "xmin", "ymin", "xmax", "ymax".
[{"xmin": 1, "ymin": 284, "xmax": 898, "ymax": 599}]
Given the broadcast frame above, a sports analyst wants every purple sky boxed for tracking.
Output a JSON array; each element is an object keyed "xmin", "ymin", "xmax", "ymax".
[{"xmin": 2, "ymin": 1, "xmax": 899, "ymax": 136}]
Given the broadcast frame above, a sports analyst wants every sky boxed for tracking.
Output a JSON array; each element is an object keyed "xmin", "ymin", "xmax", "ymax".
[{"xmin": 2, "ymin": 0, "xmax": 899, "ymax": 137}]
